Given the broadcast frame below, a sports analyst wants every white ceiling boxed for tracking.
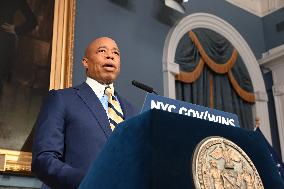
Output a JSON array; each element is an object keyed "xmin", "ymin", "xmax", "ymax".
[{"xmin": 226, "ymin": 0, "xmax": 284, "ymax": 17}]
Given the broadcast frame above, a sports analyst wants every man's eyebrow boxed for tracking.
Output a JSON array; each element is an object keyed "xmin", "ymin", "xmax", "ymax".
[
  {"xmin": 113, "ymin": 47, "xmax": 120, "ymax": 52},
  {"xmin": 97, "ymin": 46, "xmax": 120, "ymax": 52}
]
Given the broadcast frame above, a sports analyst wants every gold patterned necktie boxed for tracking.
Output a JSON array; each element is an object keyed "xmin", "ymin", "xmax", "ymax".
[{"xmin": 104, "ymin": 86, "xmax": 124, "ymax": 131}]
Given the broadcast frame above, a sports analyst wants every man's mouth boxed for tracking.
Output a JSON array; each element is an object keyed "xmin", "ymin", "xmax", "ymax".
[{"xmin": 103, "ymin": 63, "xmax": 116, "ymax": 71}]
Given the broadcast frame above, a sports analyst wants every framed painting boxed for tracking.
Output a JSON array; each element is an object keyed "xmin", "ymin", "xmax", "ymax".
[{"xmin": 0, "ymin": 0, "xmax": 75, "ymax": 175}]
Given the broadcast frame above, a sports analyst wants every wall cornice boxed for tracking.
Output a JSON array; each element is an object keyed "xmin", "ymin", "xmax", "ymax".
[
  {"xmin": 226, "ymin": 0, "xmax": 284, "ymax": 17},
  {"xmin": 259, "ymin": 44, "xmax": 284, "ymax": 70}
]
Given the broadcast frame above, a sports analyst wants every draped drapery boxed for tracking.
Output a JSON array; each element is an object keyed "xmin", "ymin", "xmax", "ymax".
[{"xmin": 175, "ymin": 28, "xmax": 254, "ymax": 129}]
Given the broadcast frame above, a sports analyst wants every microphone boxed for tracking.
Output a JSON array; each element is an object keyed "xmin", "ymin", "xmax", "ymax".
[{"xmin": 132, "ymin": 80, "xmax": 158, "ymax": 95}]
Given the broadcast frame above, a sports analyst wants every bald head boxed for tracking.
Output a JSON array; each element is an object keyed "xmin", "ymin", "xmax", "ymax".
[
  {"xmin": 84, "ymin": 37, "xmax": 119, "ymax": 58},
  {"xmin": 82, "ymin": 37, "xmax": 121, "ymax": 84}
]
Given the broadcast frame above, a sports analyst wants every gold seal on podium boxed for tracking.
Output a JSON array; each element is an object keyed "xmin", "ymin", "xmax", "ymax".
[{"xmin": 192, "ymin": 136, "xmax": 264, "ymax": 189}]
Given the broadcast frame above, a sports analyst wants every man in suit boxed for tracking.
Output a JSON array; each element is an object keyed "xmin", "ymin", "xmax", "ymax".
[{"xmin": 32, "ymin": 37, "xmax": 137, "ymax": 189}]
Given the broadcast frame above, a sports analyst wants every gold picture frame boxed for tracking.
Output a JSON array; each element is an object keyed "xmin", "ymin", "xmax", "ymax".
[
  {"xmin": 50, "ymin": 0, "xmax": 76, "ymax": 90},
  {"xmin": 0, "ymin": 0, "xmax": 76, "ymax": 175}
]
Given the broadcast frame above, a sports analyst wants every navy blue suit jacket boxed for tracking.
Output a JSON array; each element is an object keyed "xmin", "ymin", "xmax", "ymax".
[{"xmin": 32, "ymin": 82, "xmax": 137, "ymax": 189}]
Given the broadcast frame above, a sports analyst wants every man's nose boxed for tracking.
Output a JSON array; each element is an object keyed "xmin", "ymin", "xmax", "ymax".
[{"xmin": 105, "ymin": 52, "xmax": 114, "ymax": 60}]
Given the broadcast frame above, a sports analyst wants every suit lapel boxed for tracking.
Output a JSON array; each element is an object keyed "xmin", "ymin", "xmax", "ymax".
[{"xmin": 75, "ymin": 83, "xmax": 112, "ymax": 138}]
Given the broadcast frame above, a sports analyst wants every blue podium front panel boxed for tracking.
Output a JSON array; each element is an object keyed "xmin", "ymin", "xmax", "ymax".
[{"xmin": 79, "ymin": 109, "xmax": 284, "ymax": 189}]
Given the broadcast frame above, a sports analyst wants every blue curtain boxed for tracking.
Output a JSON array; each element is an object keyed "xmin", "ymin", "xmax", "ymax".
[{"xmin": 175, "ymin": 28, "xmax": 254, "ymax": 129}]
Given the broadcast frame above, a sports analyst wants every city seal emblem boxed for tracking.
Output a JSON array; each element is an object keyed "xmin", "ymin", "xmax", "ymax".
[{"xmin": 192, "ymin": 136, "xmax": 264, "ymax": 189}]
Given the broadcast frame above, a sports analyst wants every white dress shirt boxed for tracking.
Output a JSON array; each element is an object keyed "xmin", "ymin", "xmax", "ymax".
[{"xmin": 86, "ymin": 77, "xmax": 121, "ymax": 117}]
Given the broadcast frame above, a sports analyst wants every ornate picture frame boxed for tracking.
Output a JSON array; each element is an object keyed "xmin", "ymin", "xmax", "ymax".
[{"xmin": 0, "ymin": 0, "xmax": 76, "ymax": 175}]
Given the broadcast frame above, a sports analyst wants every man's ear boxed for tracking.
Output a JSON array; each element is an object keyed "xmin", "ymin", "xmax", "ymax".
[{"xmin": 82, "ymin": 58, "xmax": 88, "ymax": 68}]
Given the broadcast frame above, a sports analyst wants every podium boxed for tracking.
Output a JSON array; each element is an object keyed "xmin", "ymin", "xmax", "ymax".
[{"xmin": 79, "ymin": 109, "xmax": 284, "ymax": 189}]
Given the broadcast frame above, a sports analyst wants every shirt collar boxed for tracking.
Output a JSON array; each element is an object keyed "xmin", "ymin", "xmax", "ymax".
[{"xmin": 86, "ymin": 77, "xmax": 114, "ymax": 98}]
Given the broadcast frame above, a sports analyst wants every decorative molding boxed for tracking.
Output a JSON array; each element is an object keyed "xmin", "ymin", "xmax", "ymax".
[
  {"xmin": 254, "ymin": 101, "xmax": 272, "ymax": 143},
  {"xmin": 226, "ymin": 0, "xmax": 284, "ymax": 17},
  {"xmin": 49, "ymin": 0, "xmax": 76, "ymax": 90},
  {"xmin": 254, "ymin": 90, "xmax": 269, "ymax": 101},
  {"xmin": 273, "ymin": 95, "xmax": 284, "ymax": 161},
  {"xmin": 162, "ymin": 62, "xmax": 180, "ymax": 99},
  {"xmin": 162, "ymin": 62, "xmax": 180, "ymax": 74},
  {"xmin": 259, "ymin": 44, "xmax": 284, "ymax": 70},
  {"xmin": 273, "ymin": 84, "xmax": 284, "ymax": 96},
  {"xmin": 263, "ymin": 44, "xmax": 284, "ymax": 57},
  {"xmin": 260, "ymin": 44, "xmax": 284, "ymax": 158},
  {"xmin": 0, "ymin": 149, "xmax": 32, "ymax": 175}
]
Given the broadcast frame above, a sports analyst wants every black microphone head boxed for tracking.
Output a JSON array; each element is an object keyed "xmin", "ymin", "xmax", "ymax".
[
  {"xmin": 131, "ymin": 80, "xmax": 138, "ymax": 86},
  {"xmin": 131, "ymin": 80, "xmax": 153, "ymax": 93}
]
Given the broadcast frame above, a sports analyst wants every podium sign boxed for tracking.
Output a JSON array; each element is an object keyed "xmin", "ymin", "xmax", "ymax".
[{"xmin": 142, "ymin": 93, "xmax": 240, "ymax": 127}]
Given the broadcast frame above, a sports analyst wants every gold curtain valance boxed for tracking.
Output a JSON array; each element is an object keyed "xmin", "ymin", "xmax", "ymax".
[
  {"xmin": 175, "ymin": 58, "xmax": 205, "ymax": 83},
  {"xmin": 189, "ymin": 31, "xmax": 238, "ymax": 74},
  {"xmin": 228, "ymin": 70, "xmax": 255, "ymax": 103}
]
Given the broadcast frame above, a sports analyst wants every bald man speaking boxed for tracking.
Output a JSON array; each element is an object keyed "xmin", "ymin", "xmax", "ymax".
[{"xmin": 32, "ymin": 37, "xmax": 137, "ymax": 189}]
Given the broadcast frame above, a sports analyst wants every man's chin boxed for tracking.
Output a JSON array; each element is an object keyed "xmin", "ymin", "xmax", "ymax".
[
  {"xmin": 88, "ymin": 73, "xmax": 118, "ymax": 85},
  {"xmin": 100, "ymin": 77, "xmax": 116, "ymax": 85}
]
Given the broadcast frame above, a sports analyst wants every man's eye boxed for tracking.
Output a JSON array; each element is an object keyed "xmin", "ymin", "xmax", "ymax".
[
  {"xmin": 114, "ymin": 51, "xmax": 120, "ymax": 56},
  {"xmin": 98, "ymin": 49, "xmax": 106, "ymax": 53}
]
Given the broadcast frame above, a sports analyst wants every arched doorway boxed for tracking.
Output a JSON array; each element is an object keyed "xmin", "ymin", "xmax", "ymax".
[{"xmin": 162, "ymin": 13, "xmax": 271, "ymax": 142}]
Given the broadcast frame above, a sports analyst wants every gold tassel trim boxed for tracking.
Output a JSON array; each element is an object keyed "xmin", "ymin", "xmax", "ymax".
[
  {"xmin": 228, "ymin": 70, "xmax": 255, "ymax": 103},
  {"xmin": 175, "ymin": 58, "xmax": 205, "ymax": 83}
]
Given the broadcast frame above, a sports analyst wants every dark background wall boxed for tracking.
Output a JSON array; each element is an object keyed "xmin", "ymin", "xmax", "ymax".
[
  {"xmin": 73, "ymin": 0, "xmax": 173, "ymax": 109},
  {"xmin": 262, "ymin": 8, "xmax": 284, "ymax": 51},
  {"xmin": 73, "ymin": 0, "xmax": 283, "ymax": 109}
]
